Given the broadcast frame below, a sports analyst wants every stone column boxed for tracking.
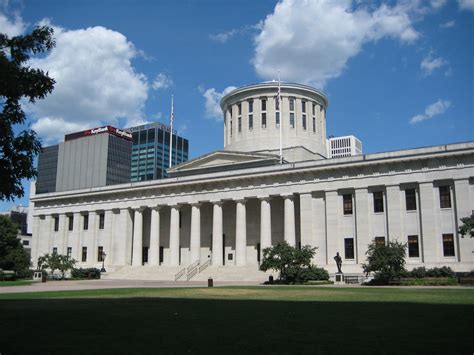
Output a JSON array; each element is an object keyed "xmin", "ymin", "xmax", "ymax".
[
  {"xmin": 148, "ymin": 207, "xmax": 161, "ymax": 266},
  {"xmin": 386, "ymin": 185, "xmax": 402, "ymax": 242},
  {"xmin": 169, "ymin": 205, "xmax": 180, "ymax": 266},
  {"xmin": 58, "ymin": 214, "xmax": 67, "ymax": 254},
  {"xmin": 235, "ymin": 199, "xmax": 247, "ymax": 266},
  {"xmin": 190, "ymin": 203, "xmax": 201, "ymax": 264},
  {"xmin": 45, "ymin": 215, "xmax": 53, "ymax": 254},
  {"xmin": 355, "ymin": 188, "xmax": 369, "ymax": 264},
  {"xmin": 454, "ymin": 178, "xmax": 471, "ymax": 262},
  {"xmin": 132, "ymin": 208, "xmax": 144, "ymax": 266},
  {"xmin": 72, "ymin": 212, "xmax": 81, "ymax": 261},
  {"xmin": 419, "ymin": 182, "xmax": 438, "ymax": 262},
  {"xmin": 88, "ymin": 212, "xmax": 97, "ymax": 264},
  {"xmin": 31, "ymin": 216, "xmax": 41, "ymax": 268},
  {"xmin": 103, "ymin": 210, "xmax": 114, "ymax": 266},
  {"xmin": 212, "ymin": 202, "xmax": 223, "ymax": 266},
  {"xmin": 284, "ymin": 195, "xmax": 296, "ymax": 246},
  {"xmin": 260, "ymin": 197, "xmax": 272, "ymax": 253},
  {"xmin": 325, "ymin": 191, "xmax": 339, "ymax": 266}
]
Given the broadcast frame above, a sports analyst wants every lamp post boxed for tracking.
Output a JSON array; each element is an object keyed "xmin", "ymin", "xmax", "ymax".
[{"xmin": 100, "ymin": 252, "xmax": 107, "ymax": 273}]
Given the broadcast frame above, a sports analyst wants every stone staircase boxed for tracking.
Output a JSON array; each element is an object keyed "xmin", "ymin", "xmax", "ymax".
[{"xmin": 101, "ymin": 264, "xmax": 273, "ymax": 282}]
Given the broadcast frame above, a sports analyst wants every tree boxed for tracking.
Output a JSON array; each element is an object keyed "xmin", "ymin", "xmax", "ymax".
[
  {"xmin": 38, "ymin": 252, "xmax": 76, "ymax": 279},
  {"xmin": 362, "ymin": 240, "xmax": 406, "ymax": 283},
  {"xmin": 0, "ymin": 26, "xmax": 55, "ymax": 200},
  {"xmin": 458, "ymin": 213, "xmax": 474, "ymax": 238},
  {"xmin": 0, "ymin": 215, "xmax": 30, "ymax": 273},
  {"xmin": 259, "ymin": 241, "xmax": 325, "ymax": 283}
]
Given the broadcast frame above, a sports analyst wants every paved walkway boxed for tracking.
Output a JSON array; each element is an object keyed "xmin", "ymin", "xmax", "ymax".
[
  {"xmin": 0, "ymin": 279, "xmax": 264, "ymax": 294},
  {"xmin": 1, "ymin": 279, "xmax": 472, "ymax": 294}
]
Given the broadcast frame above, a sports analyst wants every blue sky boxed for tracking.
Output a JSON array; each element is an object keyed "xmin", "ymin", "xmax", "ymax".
[{"xmin": 0, "ymin": 0, "xmax": 473, "ymax": 211}]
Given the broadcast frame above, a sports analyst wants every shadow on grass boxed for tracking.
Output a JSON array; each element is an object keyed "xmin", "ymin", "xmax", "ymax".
[{"xmin": 1, "ymin": 297, "xmax": 472, "ymax": 354}]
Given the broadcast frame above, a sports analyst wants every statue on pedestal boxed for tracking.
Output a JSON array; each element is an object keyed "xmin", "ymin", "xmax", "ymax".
[{"xmin": 334, "ymin": 252, "xmax": 342, "ymax": 273}]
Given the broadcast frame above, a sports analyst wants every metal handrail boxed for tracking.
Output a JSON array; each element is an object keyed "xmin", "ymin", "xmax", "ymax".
[
  {"xmin": 174, "ymin": 267, "xmax": 186, "ymax": 281},
  {"xmin": 198, "ymin": 259, "xmax": 211, "ymax": 273},
  {"xmin": 187, "ymin": 260, "xmax": 200, "ymax": 273},
  {"xmin": 186, "ymin": 267, "xmax": 198, "ymax": 281}
]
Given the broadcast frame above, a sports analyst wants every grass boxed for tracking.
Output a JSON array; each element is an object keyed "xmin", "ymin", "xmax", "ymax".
[
  {"xmin": 0, "ymin": 286, "xmax": 473, "ymax": 354},
  {"xmin": 0, "ymin": 279, "xmax": 34, "ymax": 287}
]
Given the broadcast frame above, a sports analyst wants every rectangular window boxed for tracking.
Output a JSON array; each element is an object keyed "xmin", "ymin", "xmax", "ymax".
[
  {"xmin": 238, "ymin": 116, "xmax": 242, "ymax": 133},
  {"xmin": 276, "ymin": 111, "xmax": 280, "ymax": 126},
  {"xmin": 344, "ymin": 238, "xmax": 354, "ymax": 259},
  {"xmin": 248, "ymin": 100, "xmax": 253, "ymax": 113},
  {"xmin": 82, "ymin": 214, "xmax": 89, "ymax": 231},
  {"xmin": 98, "ymin": 246, "xmax": 104, "ymax": 262},
  {"xmin": 67, "ymin": 247, "xmax": 72, "ymax": 260},
  {"xmin": 82, "ymin": 247, "xmax": 87, "ymax": 262},
  {"xmin": 405, "ymin": 189, "xmax": 417, "ymax": 211},
  {"xmin": 68, "ymin": 215, "xmax": 73, "ymax": 231},
  {"xmin": 53, "ymin": 247, "xmax": 57, "ymax": 254},
  {"xmin": 375, "ymin": 236, "xmax": 385, "ymax": 247},
  {"xmin": 261, "ymin": 98, "xmax": 266, "ymax": 111},
  {"xmin": 179, "ymin": 211, "xmax": 182, "ymax": 228},
  {"xmin": 290, "ymin": 112, "xmax": 295, "ymax": 128},
  {"xmin": 302, "ymin": 114, "xmax": 307, "ymax": 130},
  {"xmin": 289, "ymin": 98, "xmax": 295, "ymax": 111},
  {"xmin": 312, "ymin": 103, "xmax": 316, "ymax": 115},
  {"xmin": 230, "ymin": 119, "xmax": 233, "ymax": 136},
  {"xmin": 238, "ymin": 102, "xmax": 242, "ymax": 116},
  {"xmin": 312, "ymin": 117, "xmax": 316, "ymax": 133},
  {"xmin": 408, "ymin": 235, "xmax": 419, "ymax": 257},
  {"xmin": 302, "ymin": 100, "xmax": 306, "ymax": 113},
  {"xmin": 373, "ymin": 191, "xmax": 384, "ymax": 213},
  {"xmin": 22, "ymin": 240, "xmax": 29, "ymax": 246},
  {"xmin": 262, "ymin": 112, "xmax": 267, "ymax": 128},
  {"xmin": 54, "ymin": 216, "xmax": 59, "ymax": 232},
  {"xmin": 439, "ymin": 186, "xmax": 451, "ymax": 208},
  {"xmin": 442, "ymin": 234, "xmax": 455, "ymax": 257},
  {"xmin": 99, "ymin": 213, "xmax": 105, "ymax": 230},
  {"xmin": 343, "ymin": 194, "xmax": 353, "ymax": 215},
  {"xmin": 249, "ymin": 114, "xmax": 253, "ymax": 130}
]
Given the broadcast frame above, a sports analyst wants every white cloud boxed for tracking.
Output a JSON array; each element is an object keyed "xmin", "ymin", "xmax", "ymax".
[
  {"xmin": 27, "ymin": 24, "xmax": 149, "ymax": 143},
  {"xmin": 32, "ymin": 117, "xmax": 91, "ymax": 145},
  {"xmin": 420, "ymin": 52, "xmax": 448, "ymax": 75},
  {"xmin": 253, "ymin": 0, "xmax": 420, "ymax": 88},
  {"xmin": 152, "ymin": 73, "xmax": 173, "ymax": 90},
  {"xmin": 430, "ymin": 0, "xmax": 447, "ymax": 9},
  {"xmin": 440, "ymin": 20, "xmax": 455, "ymax": 28},
  {"xmin": 200, "ymin": 86, "xmax": 236, "ymax": 120},
  {"xmin": 0, "ymin": 11, "xmax": 26, "ymax": 36},
  {"xmin": 210, "ymin": 23, "xmax": 262, "ymax": 44},
  {"xmin": 409, "ymin": 99, "xmax": 451, "ymax": 124},
  {"xmin": 210, "ymin": 29, "xmax": 238, "ymax": 43},
  {"xmin": 458, "ymin": 0, "xmax": 474, "ymax": 10}
]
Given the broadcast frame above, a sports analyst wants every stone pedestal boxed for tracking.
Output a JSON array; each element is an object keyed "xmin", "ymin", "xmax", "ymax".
[{"xmin": 334, "ymin": 272, "xmax": 345, "ymax": 285}]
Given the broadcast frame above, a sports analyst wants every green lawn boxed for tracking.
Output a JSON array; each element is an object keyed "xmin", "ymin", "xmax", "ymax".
[{"xmin": 0, "ymin": 287, "xmax": 473, "ymax": 354}]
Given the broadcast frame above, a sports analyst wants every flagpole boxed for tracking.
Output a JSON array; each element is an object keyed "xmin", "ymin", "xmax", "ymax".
[
  {"xmin": 169, "ymin": 95, "xmax": 174, "ymax": 169},
  {"xmin": 278, "ymin": 72, "xmax": 283, "ymax": 164}
]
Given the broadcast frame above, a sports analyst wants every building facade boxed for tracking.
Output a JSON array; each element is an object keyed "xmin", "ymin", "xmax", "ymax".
[
  {"xmin": 128, "ymin": 122, "xmax": 189, "ymax": 182},
  {"xmin": 327, "ymin": 135, "xmax": 363, "ymax": 158},
  {"xmin": 30, "ymin": 83, "xmax": 474, "ymax": 280},
  {"xmin": 36, "ymin": 126, "xmax": 132, "ymax": 194}
]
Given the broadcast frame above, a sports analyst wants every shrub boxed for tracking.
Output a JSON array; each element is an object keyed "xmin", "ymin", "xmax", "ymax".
[
  {"xmin": 399, "ymin": 277, "xmax": 458, "ymax": 286},
  {"xmin": 425, "ymin": 266, "xmax": 454, "ymax": 278},
  {"xmin": 15, "ymin": 269, "xmax": 34, "ymax": 280},
  {"xmin": 71, "ymin": 268, "xmax": 101, "ymax": 280},
  {"xmin": 295, "ymin": 266, "xmax": 329, "ymax": 282},
  {"xmin": 362, "ymin": 240, "xmax": 406, "ymax": 284},
  {"xmin": 409, "ymin": 267, "xmax": 427, "ymax": 278}
]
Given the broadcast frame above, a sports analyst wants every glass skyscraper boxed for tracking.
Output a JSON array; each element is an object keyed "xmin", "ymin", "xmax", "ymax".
[{"xmin": 128, "ymin": 122, "xmax": 189, "ymax": 182}]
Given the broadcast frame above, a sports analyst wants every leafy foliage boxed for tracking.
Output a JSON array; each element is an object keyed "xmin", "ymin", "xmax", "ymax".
[
  {"xmin": 458, "ymin": 213, "xmax": 474, "ymax": 238},
  {"xmin": 71, "ymin": 268, "xmax": 101, "ymax": 280},
  {"xmin": 402, "ymin": 266, "xmax": 455, "ymax": 278},
  {"xmin": 260, "ymin": 241, "xmax": 327, "ymax": 283},
  {"xmin": 362, "ymin": 240, "xmax": 406, "ymax": 283},
  {"xmin": 0, "ymin": 215, "xmax": 30, "ymax": 273},
  {"xmin": 37, "ymin": 252, "xmax": 75, "ymax": 279},
  {"xmin": 0, "ymin": 26, "xmax": 55, "ymax": 200}
]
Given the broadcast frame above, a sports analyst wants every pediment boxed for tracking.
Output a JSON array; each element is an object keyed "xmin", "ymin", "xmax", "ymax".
[{"xmin": 168, "ymin": 150, "xmax": 280, "ymax": 175}]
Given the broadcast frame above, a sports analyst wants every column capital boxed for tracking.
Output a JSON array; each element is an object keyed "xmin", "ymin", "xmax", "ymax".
[
  {"xmin": 190, "ymin": 202, "xmax": 202, "ymax": 208},
  {"xmin": 211, "ymin": 200, "xmax": 223, "ymax": 206},
  {"xmin": 133, "ymin": 206, "xmax": 147, "ymax": 212},
  {"xmin": 258, "ymin": 196, "xmax": 272, "ymax": 202},
  {"xmin": 235, "ymin": 198, "xmax": 247, "ymax": 205},
  {"xmin": 281, "ymin": 194, "xmax": 294, "ymax": 200},
  {"xmin": 150, "ymin": 205, "xmax": 163, "ymax": 211}
]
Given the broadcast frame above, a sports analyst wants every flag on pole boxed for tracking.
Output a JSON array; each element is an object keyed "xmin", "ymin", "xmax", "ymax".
[
  {"xmin": 169, "ymin": 95, "xmax": 174, "ymax": 169},
  {"xmin": 278, "ymin": 72, "xmax": 283, "ymax": 164}
]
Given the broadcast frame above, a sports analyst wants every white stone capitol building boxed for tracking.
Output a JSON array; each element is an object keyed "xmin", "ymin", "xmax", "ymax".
[{"xmin": 31, "ymin": 82, "xmax": 474, "ymax": 280}]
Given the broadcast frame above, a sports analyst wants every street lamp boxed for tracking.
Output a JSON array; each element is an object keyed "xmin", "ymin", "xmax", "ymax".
[{"xmin": 101, "ymin": 252, "xmax": 107, "ymax": 273}]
